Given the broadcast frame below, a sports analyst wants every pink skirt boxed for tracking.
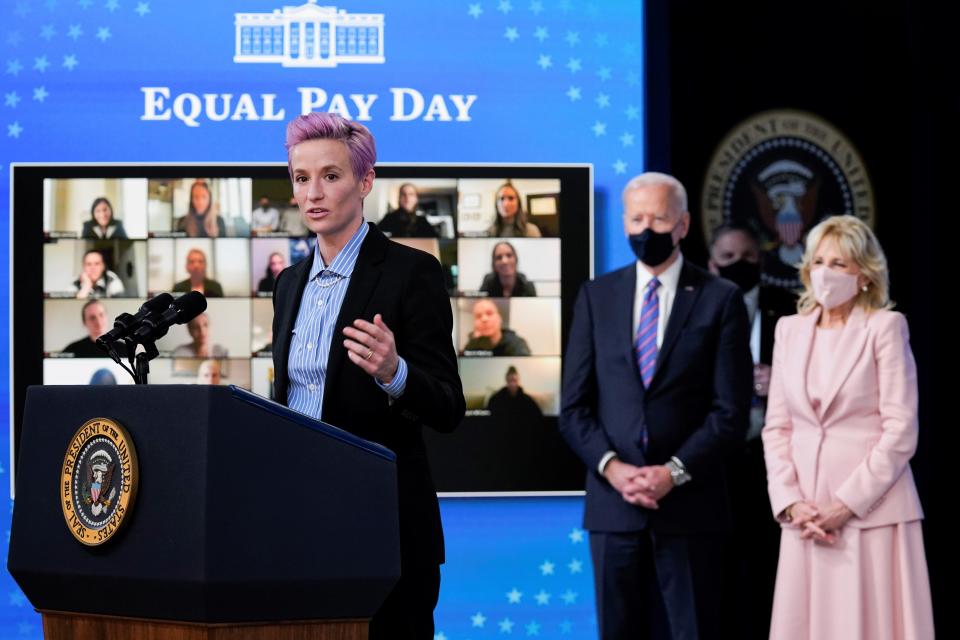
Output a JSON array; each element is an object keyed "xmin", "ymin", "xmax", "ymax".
[{"xmin": 769, "ymin": 520, "xmax": 934, "ymax": 639}]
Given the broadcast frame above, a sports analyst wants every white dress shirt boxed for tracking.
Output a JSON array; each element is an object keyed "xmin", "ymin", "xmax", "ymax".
[{"xmin": 598, "ymin": 253, "xmax": 687, "ymax": 475}]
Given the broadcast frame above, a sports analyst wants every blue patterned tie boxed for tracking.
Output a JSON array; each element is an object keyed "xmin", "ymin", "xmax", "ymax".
[
  {"xmin": 636, "ymin": 277, "xmax": 661, "ymax": 388},
  {"xmin": 636, "ymin": 278, "xmax": 660, "ymax": 452}
]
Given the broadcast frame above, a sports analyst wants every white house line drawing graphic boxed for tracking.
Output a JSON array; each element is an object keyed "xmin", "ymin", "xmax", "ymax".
[{"xmin": 234, "ymin": 1, "xmax": 385, "ymax": 68}]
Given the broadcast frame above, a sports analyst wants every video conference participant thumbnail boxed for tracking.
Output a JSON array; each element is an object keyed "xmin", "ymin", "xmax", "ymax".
[
  {"xmin": 251, "ymin": 195, "xmax": 280, "ymax": 234},
  {"xmin": 488, "ymin": 183, "xmax": 540, "ymax": 238},
  {"xmin": 459, "ymin": 356, "xmax": 560, "ymax": 416},
  {"xmin": 481, "ymin": 241, "xmax": 535, "ymax": 296},
  {"xmin": 82, "ymin": 197, "xmax": 127, "ymax": 239},
  {"xmin": 428, "ymin": 356, "xmax": 567, "ymax": 493},
  {"xmin": 378, "ymin": 183, "xmax": 437, "ymax": 237},
  {"xmin": 487, "ymin": 365, "xmax": 543, "ymax": 419},
  {"xmin": 147, "ymin": 178, "xmax": 252, "ymax": 238},
  {"xmin": 43, "ymin": 239, "xmax": 147, "ymax": 299},
  {"xmin": 43, "ymin": 358, "xmax": 131, "ymax": 386},
  {"xmin": 387, "ymin": 236, "xmax": 458, "ymax": 295},
  {"xmin": 43, "ymin": 177, "xmax": 149, "ymax": 239},
  {"xmin": 148, "ymin": 238, "xmax": 250, "ymax": 298},
  {"xmin": 258, "ymin": 252, "xmax": 286, "ymax": 294},
  {"xmin": 250, "ymin": 178, "xmax": 309, "ymax": 237},
  {"xmin": 458, "ymin": 298, "xmax": 561, "ymax": 357},
  {"xmin": 44, "ymin": 298, "xmax": 134, "ymax": 358},
  {"xmin": 364, "ymin": 178, "xmax": 458, "ymax": 239},
  {"xmin": 460, "ymin": 299, "xmax": 529, "ymax": 356},
  {"xmin": 171, "ymin": 313, "xmax": 228, "ymax": 359},
  {"xmin": 251, "ymin": 298, "xmax": 274, "ymax": 355},
  {"xmin": 147, "ymin": 358, "xmax": 252, "ymax": 389},
  {"xmin": 455, "ymin": 179, "xmax": 561, "ymax": 238},
  {"xmin": 458, "ymin": 238, "xmax": 561, "ymax": 297},
  {"xmin": 62, "ymin": 300, "xmax": 120, "ymax": 357},
  {"xmin": 173, "ymin": 248, "xmax": 224, "ymax": 297},
  {"xmin": 250, "ymin": 357, "xmax": 277, "ymax": 400},
  {"xmin": 154, "ymin": 299, "xmax": 252, "ymax": 359},
  {"xmin": 74, "ymin": 248, "xmax": 125, "ymax": 298},
  {"xmin": 276, "ymin": 196, "xmax": 308, "ymax": 236},
  {"xmin": 251, "ymin": 237, "xmax": 318, "ymax": 296},
  {"xmin": 464, "ymin": 356, "xmax": 560, "ymax": 410}
]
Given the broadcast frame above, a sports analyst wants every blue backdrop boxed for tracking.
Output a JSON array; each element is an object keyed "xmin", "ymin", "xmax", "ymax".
[{"xmin": 1, "ymin": 2, "xmax": 643, "ymax": 637}]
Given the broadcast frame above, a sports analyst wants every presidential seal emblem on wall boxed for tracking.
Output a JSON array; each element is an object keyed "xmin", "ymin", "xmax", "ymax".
[
  {"xmin": 701, "ymin": 110, "xmax": 875, "ymax": 289},
  {"xmin": 61, "ymin": 418, "xmax": 139, "ymax": 546}
]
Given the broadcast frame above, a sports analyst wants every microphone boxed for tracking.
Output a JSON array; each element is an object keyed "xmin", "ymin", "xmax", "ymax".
[
  {"xmin": 96, "ymin": 293, "xmax": 174, "ymax": 349},
  {"xmin": 132, "ymin": 291, "xmax": 207, "ymax": 343}
]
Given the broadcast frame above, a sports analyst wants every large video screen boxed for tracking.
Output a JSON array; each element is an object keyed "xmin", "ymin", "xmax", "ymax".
[{"xmin": 12, "ymin": 164, "xmax": 592, "ymax": 493}]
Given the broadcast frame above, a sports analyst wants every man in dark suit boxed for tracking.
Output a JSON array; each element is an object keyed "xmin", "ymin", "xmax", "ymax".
[
  {"xmin": 271, "ymin": 112, "xmax": 464, "ymax": 639},
  {"xmin": 707, "ymin": 222, "xmax": 798, "ymax": 435},
  {"xmin": 560, "ymin": 172, "xmax": 752, "ymax": 640},
  {"xmin": 707, "ymin": 222, "xmax": 797, "ymax": 639}
]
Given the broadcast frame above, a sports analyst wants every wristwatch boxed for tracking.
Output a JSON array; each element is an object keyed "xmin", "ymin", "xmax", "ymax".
[{"xmin": 665, "ymin": 456, "xmax": 692, "ymax": 486}]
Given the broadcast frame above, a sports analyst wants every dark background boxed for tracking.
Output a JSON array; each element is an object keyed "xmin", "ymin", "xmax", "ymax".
[{"xmin": 646, "ymin": 0, "xmax": 941, "ymax": 634}]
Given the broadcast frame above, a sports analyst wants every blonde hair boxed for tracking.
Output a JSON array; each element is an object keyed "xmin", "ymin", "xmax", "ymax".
[{"xmin": 797, "ymin": 215, "xmax": 892, "ymax": 314}]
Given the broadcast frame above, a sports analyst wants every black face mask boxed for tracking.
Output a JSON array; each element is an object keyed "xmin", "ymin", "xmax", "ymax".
[
  {"xmin": 629, "ymin": 227, "xmax": 677, "ymax": 267},
  {"xmin": 717, "ymin": 260, "xmax": 761, "ymax": 292}
]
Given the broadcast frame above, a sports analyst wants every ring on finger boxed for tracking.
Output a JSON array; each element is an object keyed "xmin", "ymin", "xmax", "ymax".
[{"xmin": 364, "ymin": 348, "xmax": 374, "ymax": 361}]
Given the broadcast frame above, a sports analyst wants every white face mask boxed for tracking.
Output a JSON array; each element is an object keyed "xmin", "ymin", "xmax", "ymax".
[{"xmin": 811, "ymin": 267, "xmax": 859, "ymax": 310}]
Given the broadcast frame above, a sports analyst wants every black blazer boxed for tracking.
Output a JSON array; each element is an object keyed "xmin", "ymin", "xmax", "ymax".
[
  {"xmin": 272, "ymin": 223, "xmax": 464, "ymax": 566},
  {"xmin": 559, "ymin": 260, "xmax": 752, "ymax": 534}
]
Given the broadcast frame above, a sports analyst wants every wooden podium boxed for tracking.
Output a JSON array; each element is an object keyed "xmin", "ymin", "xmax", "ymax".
[
  {"xmin": 8, "ymin": 385, "xmax": 401, "ymax": 639},
  {"xmin": 39, "ymin": 611, "xmax": 368, "ymax": 640}
]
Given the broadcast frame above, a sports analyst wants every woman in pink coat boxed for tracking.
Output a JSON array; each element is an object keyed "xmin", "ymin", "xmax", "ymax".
[{"xmin": 762, "ymin": 215, "xmax": 933, "ymax": 639}]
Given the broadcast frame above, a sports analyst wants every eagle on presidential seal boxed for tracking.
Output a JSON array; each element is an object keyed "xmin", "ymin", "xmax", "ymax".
[{"xmin": 83, "ymin": 450, "xmax": 117, "ymax": 517}]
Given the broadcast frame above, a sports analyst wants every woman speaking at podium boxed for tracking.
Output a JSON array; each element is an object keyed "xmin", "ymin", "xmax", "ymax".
[{"xmin": 270, "ymin": 112, "xmax": 464, "ymax": 639}]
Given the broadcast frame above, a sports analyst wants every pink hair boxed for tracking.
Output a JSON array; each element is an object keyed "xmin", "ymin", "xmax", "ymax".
[{"xmin": 285, "ymin": 112, "xmax": 377, "ymax": 181}]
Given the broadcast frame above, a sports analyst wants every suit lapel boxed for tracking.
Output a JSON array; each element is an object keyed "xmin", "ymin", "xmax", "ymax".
[
  {"xmin": 615, "ymin": 266, "xmax": 643, "ymax": 384},
  {"xmin": 321, "ymin": 223, "xmax": 387, "ymax": 414},
  {"xmin": 819, "ymin": 305, "xmax": 869, "ymax": 420},
  {"xmin": 275, "ymin": 256, "xmax": 312, "ymax": 403},
  {"xmin": 649, "ymin": 262, "xmax": 702, "ymax": 388},
  {"xmin": 788, "ymin": 309, "xmax": 820, "ymax": 425}
]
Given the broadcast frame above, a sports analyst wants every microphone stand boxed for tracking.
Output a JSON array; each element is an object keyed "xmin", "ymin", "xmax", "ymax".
[
  {"xmin": 99, "ymin": 336, "xmax": 159, "ymax": 385},
  {"xmin": 98, "ymin": 292, "xmax": 206, "ymax": 384},
  {"xmin": 131, "ymin": 340, "xmax": 159, "ymax": 385},
  {"xmin": 97, "ymin": 337, "xmax": 139, "ymax": 384}
]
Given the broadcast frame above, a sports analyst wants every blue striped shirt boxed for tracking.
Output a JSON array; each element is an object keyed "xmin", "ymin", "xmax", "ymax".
[{"xmin": 287, "ymin": 221, "xmax": 408, "ymax": 420}]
